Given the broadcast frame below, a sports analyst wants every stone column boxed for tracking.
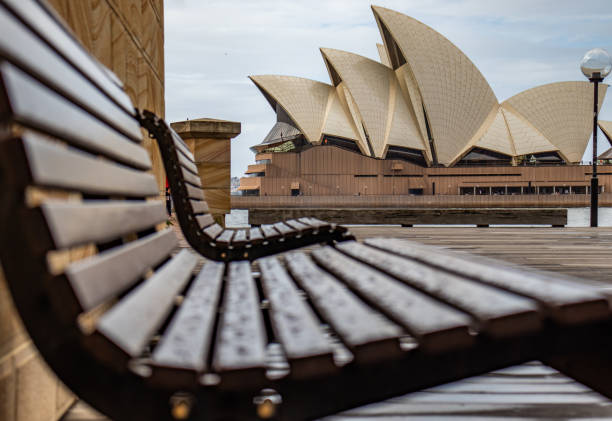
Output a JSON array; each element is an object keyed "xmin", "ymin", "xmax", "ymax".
[{"xmin": 171, "ymin": 119, "xmax": 241, "ymax": 226}]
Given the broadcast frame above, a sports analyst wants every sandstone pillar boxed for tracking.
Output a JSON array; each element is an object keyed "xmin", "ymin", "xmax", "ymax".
[{"xmin": 171, "ymin": 119, "xmax": 241, "ymax": 226}]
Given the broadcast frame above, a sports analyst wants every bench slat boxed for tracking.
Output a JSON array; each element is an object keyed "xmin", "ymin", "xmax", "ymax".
[
  {"xmin": 19, "ymin": 133, "xmax": 158, "ymax": 197},
  {"xmin": 185, "ymin": 183, "xmax": 205, "ymax": 200},
  {"xmin": 285, "ymin": 252, "xmax": 402, "ymax": 363},
  {"xmin": 260, "ymin": 224, "xmax": 281, "ymax": 239},
  {"xmin": 285, "ymin": 219, "xmax": 313, "ymax": 234},
  {"xmin": 170, "ymin": 130, "xmax": 192, "ymax": 157},
  {"xmin": 364, "ymin": 238, "xmax": 611, "ymax": 325},
  {"xmin": 3, "ymin": 0, "xmax": 134, "ymax": 115},
  {"xmin": 181, "ymin": 166, "xmax": 202, "ymax": 187},
  {"xmin": 248, "ymin": 227, "xmax": 264, "ymax": 242},
  {"xmin": 203, "ymin": 224, "xmax": 223, "ymax": 240},
  {"xmin": 0, "ymin": 6, "xmax": 142, "ymax": 143},
  {"xmin": 152, "ymin": 261, "xmax": 224, "ymax": 376},
  {"xmin": 42, "ymin": 201, "xmax": 167, "ymax": 249},
  {"xmin": 232, "ymin": 230, "xmax": 248, "ymax": 246},
  {"xmin": 66, "ymin": 229, "xmax": 177, "ymax": 311},
  {"xmin": 298, "ymin": 217, "xmax": 331, "ymax": 232},
  {"xmin": 311, "ymin": 247, "xmax": 473, "ymax": 352},
  {"xmin": 272, "ymin": 222, "xmax": 294, "ymax": 236},
  {"xmin": 178, "ymin": 151, "xmax": 199, "ymax": 175},
  {"xmin": 190, "ymin": 200, "xmax": 209, "ymax": 215},
  {"xmin": 0, "ymin": 64, "xmax": 151, "ymax": 170},
  {"xmin": 196, "ymin": 214, "xmax": 215, "ymax": 229},
  {"xmin": 96, "ymin": 249, "xmax": 198, "ymax": 358},
  {"xmin": 259, "ymin": 256, "xmax": 335, "ymax": 378},
  {"xmin": 171, "ymin": 131, "xmax": 195, "ymax": 162},
  {"xmin": 336, "ymin": 242, "xmax": 542, "ymax": 338},
  {"xmin": 215, "ymin": 230, "xmax": 234, "ymax": 245},
  {"xmin": 213, "ymin": 261, "xmax": 267, "ymax": 388}
]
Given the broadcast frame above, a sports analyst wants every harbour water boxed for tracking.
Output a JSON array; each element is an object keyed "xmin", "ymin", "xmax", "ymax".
[{"xmin": 226, "ymin": 207, "xmax": 612, "ymax": 228}]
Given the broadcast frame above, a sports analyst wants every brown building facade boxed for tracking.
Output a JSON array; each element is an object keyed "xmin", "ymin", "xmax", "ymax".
[{"xmin": 240, "ymin": 145, "xmax": 612, "ymax": 200}]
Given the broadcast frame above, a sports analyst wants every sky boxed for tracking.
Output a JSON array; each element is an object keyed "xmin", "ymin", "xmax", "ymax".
[{"xmin": 164, "ymin": 0, "xmax": 612, "ymax": 177}]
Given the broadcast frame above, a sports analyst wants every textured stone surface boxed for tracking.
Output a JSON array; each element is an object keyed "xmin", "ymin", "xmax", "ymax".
[
  {"xmin": 47, "ymin": 0, "xmax": 166, "ymax": 193},
  {"xmin": 0, "ymin": 2, "xmax": 164, "ymax": 421},
  {"xmin": 194, "ymin": 137, "xmax": 231, "ymax": 164},
  {"xmin": 503, "ymin": 82, "xmax": 607, "ymax": 163},
  {"xmin": 172, "ymin": 119, "xmax": 240, "ymax": 223},
  {"xmin": 198, "ymin": 163, "xmax": 231, "ymax": 189},
  {"xmin": 15, "ymin": 346, "xmax": 56, "ymax": 421},
  {"xmin": 171, "ymin": 119, "xmax": 241, "ymax": 139},
  {"xmin": 321, "ymin": 48, "xmax": 425, "ymax": 157}
]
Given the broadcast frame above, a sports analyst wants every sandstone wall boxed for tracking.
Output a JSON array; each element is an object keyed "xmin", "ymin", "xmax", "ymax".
[
  {"xmin": 47, "ymin": 0, "xmax": 166, "ymax": 192},
  {"xmin": 0, "ymin": 2, "xmax": 165, "ymax": 420}
]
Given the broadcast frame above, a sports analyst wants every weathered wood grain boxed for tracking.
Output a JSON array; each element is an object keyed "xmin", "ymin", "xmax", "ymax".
[
  {"xmin": 215, "ymin": 230, "xmax": 234, "ymax": 245},
  {"xmin": 0, "ymin": 5, "xmax": 141, "ymax": 142},
  {"xmin": 65, "ymin": 229, "xmax": 177, "ymax": 311},
  {"xmin": 181, "ymin": 166, "xmax": 202, "ymax": 187},
  {"xmin": 184, "ymin": 183, "xmax": 205, "ymax": 200},
  {"xmin": 42, "ymin": 201, "xmax": 167, "ymax": 248},
  {"xmin": 259, "ymin": 256, "xmax": 335, "ymax": 377},
  {"xmin": 248, "ymin": 227, "xmax": 264, "ymax": 242},
  {"xmin": 272, "ymin": 222, "xmax": 294, "ymax": 236},
  {"xmin": 3, "ymin": 0, "xmax": 135, "ymax": 114},
  {"xmin": 212, "ymin": 261, "xmax": 267, "ymax": 388},
  {"xmin": 151, "ymin": 261, "xmax": 224, "ymax": 377},
  {"xmin": 189, "ymin": 200, "xmax": 209, "ymax": 215},
  {"xmin": 311, "ymin": 246, "xmax": 473, "ymax": 352},
  {"xmin": 335, "ymin": 241, "xmax": 543, "ymax": 338},
  {"xmin": 285, "ymin": 219, "xmax": 313, "ymax": 234},
  {"xmin": 196, "ymin": 214, "xmax": 215, "ymax": 229},
  {"xmin": 203, "ymin": 224, "xmax": 223, "ymax": 240},
  {"xmin": 285, "ymin": 252, "xmax": 402, "ymax": 363},
  {"xmin": 177, "ymin": 151, "xmax": 198, "ymax": 175},
  {"xmin": 1, "ymin": 64, "xmax": 151, "ymax": 169},
  {"xmin": 21, "ymin": 133, "xmax": 157, "ymax": 197},
  {"xmin": 232, "ymin": 230, "xmax": 248, "ymax": 246},
  {"xmin": 260, "ymin": 224, "xmax": 281, "ymax": 239},
  {"xmin": 96, "ymin": 249, "xmax": 197, "ymax": 358},
  {"xmin": 364, "ymin": 237, "xmax": 611, "ymax": 325}
]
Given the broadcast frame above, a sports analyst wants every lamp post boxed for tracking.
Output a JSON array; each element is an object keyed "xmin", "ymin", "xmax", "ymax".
[{"xmin": 580, "ymin": 48, "xmax": 612, "ymax": 227}]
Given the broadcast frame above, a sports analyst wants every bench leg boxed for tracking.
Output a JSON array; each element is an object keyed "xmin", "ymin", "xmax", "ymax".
[{"xmin": 542, "ymin": 323, "xmax": 612, "ymax": 400}]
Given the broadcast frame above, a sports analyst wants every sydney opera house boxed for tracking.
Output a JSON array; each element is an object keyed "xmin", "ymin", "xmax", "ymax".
[{"xmin": 239, "ymin": 6, "xmax": 611, "ymax": 197}]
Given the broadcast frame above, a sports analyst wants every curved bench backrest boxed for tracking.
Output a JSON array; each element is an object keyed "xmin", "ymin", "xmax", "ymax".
[{"xmin": 0, "ymin": 1, "xmax": 180, "ymax": 419}]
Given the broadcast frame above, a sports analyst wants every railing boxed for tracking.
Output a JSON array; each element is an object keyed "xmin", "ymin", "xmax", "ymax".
[{"xmin": 232, "ymin": 193, "xmax": 612, "ymax": 209}]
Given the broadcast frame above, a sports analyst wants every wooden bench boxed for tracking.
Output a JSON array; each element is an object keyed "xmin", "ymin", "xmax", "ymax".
[
  {"xmin": 138, "ymin": 110, "xmax": 354, "ymax": 262},
  {"xmin": 2, "ymin": 1, "xmax": 612, "ymax": 421}
]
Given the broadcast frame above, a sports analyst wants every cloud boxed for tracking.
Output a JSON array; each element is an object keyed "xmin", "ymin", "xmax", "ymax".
[{"xmin": 164, "ymin": 1, "xmax": 612, "ymax": 176}]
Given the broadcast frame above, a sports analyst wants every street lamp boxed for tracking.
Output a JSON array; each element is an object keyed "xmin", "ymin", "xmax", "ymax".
[{"xmin": 580, "ymin": 48, "xmax": 612, "ymax": 227}]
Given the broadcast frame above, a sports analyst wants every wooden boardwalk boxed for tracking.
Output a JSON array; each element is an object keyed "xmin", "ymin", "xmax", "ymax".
[{"xmin": 63, "ymin": 226, "xmax": 612, "ymax": 421}]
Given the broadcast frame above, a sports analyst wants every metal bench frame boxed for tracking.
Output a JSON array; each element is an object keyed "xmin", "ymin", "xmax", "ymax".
[{"xmin": 138, "ymin": 109, "xmax": 354, "ymax": 262}]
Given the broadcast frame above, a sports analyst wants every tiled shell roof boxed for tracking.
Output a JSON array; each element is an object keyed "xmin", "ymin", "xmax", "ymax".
[{"xmin": 250, "ymin": 7, "xmax": 608, "ymax": 166}]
